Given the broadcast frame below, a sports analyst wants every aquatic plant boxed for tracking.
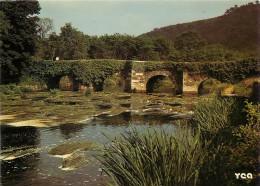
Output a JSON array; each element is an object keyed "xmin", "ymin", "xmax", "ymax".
[
  {"xmin": 98, "ymin": 125, "xmax": 211, "ymax": 186},
  {"xmin": 61, "ymin": 152, "xmax": 91, "ymax": 170},
  {"xmin": 190, "ymin": 97, "xmax": 257, "ymax": 185},
  {"xmin": 48, "ymin": 141, "xmax": 103, "ymax": 156},
  {"xmin": 0, "ymin": 147, "xmax": 40, "ymax": 161}
]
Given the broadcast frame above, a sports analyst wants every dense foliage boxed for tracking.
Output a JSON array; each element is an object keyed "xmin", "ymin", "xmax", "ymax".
[
  {"xmin": 34, "ymin": 23, "xmax": 241, "ymax": 62},
  {"xmin": 25, "ymin": 59, "xmax": 127, "ymax": 86},
  {"xmin": 132, "ymin": 58, "xmax": 258, "ymax": 83},
  {"xmin": 0, "ymin": 1, "xmax": 41, "ymax": 84},
  {"xmin": 23, "ymin": 58, "xmax": 258, "ymax": 89}
]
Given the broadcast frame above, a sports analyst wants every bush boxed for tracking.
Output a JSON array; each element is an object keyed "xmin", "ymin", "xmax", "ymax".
[
  {"xmin": 98, "ymin": 125, "xmax": 211, "ymax": 186},
  {"xmin": 0, "ymin": 84, "xmax": 22, "ymax": 95},
  {"xmin": 103, "ymin": 74, "xmax": 125, "ymax": 92}
]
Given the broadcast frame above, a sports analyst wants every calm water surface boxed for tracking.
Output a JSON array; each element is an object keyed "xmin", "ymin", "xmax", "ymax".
[{"xmin": 1, "ymin": 112, "xmax": 179, "ymax": 186}]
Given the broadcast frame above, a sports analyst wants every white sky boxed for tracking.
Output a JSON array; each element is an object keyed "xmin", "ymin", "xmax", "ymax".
[{"xmin": 38, "ymin": 0, "xmax": 254, "ymax": 36}]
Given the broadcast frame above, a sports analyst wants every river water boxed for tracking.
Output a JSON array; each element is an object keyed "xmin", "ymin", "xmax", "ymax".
[{"xmin": 0, "ymin": 112, "xmax": 180, "ymax": 186}]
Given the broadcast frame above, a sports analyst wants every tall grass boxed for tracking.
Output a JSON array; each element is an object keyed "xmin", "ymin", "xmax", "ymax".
[
  {"xmin": 191, "ymin": 97, "xmax": 244, "ymax": 134},
  {"xmin": 98, "ymin": 125, "xmax": 212, "ymax": 186}
]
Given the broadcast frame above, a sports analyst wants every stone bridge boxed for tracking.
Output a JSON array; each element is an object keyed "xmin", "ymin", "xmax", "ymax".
[
  {"xmin": 58, "ymin": 61, "xmax": 209, "ymax": 94},
  {"xmin": 130, "ymin": 68, "xmax": 208, "ymax": 94}
]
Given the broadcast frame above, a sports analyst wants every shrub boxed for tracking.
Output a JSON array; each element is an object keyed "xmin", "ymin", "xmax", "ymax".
[
  {"xmin": 103, "ymin": 74, "xmax": 125, "ymax": 92},
  {"xmin": 98, "ymin": 125, "xmax": 211, "ymax": 186},
  {"xmin": 0, "ymin": 84, "xmax": 22, "ymax": 95},
  {"xmin": 59, "ymin": 76, "xmax": 75, "ymax": 91}
]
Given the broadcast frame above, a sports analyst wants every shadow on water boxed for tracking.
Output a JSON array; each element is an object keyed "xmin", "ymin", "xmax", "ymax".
[
  {"xmin": 1, "ymin": 126, "xmax": 40, "ymax": 185},
  {"xmin": 58, "ymin": 123, "xmax": 85, "ymax": 139},
  {"xmin": 93, "ymin": 112, "xmax": 178, "ymax": 126}
]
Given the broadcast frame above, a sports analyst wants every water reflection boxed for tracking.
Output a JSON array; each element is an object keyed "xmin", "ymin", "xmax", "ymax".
[
  {"xmin": 58, "ymin": 123, "xmax": 85, "ymax": 139},
  {"xmin": 1, "ymin": 126, "xmax": 40, "ymax": 185}
]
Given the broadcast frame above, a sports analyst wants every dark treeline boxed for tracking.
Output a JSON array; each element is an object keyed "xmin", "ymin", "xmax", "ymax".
[{"xmin": 34, "ymin": 23, "xmax": 240, "ymax": 62}]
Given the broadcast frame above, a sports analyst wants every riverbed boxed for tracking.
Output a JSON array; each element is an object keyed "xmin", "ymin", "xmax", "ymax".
[{"xmin": 0, "ymin": 91, "xmax": 201, "ymax": 185}]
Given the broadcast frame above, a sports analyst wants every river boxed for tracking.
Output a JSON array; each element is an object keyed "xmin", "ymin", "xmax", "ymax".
[{"xmin": 0, "ymin": 92, "xmax": 200, "ymax": 186}]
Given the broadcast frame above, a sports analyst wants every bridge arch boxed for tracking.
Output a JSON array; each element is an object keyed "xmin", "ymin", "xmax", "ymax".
[
  {"xmin": 131, "ymin": 70, "xmax": 178, "ymax": 93},
  {"xmin": 146, "ymin": 75, "xmax": 176, "ymax": 93}
]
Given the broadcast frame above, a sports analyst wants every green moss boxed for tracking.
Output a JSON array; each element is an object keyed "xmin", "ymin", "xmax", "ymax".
[
  {"xmin": 61, "ymin": 153, "xmax": 91, "ymax": 170},
  {"xmin": 48, "ymin": 141, "xmax": 103, "ymax": 156}
]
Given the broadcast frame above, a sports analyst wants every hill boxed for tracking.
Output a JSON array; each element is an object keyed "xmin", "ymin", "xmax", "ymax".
[{"xmin": 141, "ymin": 3, "xmax": 259, "ymax": 53}]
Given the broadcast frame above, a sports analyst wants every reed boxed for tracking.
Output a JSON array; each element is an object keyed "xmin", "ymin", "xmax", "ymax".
[
  {"xmin": 98, "ymin": 125, "xmax": 211, "ymax": 186},
  {"xmin": 191, "ymin": 96, "xmax": 244, "ymax": 134}
]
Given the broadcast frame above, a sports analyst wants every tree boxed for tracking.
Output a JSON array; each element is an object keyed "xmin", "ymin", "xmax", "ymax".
[
  {"xmin": 0, "ymin": 1, "xmax": 41, "ymax": 84},
  {"xmin": 37, "ymin": 17, "xmax": 54, "ymax": 39},
  {"xmin": 59, "ymin": 23, "xmax": 89, "ymax": 60},
  {"xmin": 174, "ymin": 31, "xmax": 207, "ymax": 52},
  {"xmin": 153, "ymin": 37, "xmax": 172, "ymax": 60},
  {"xmin": 136, "ymin": 37, "xmax": 158, "ymax": 61}
]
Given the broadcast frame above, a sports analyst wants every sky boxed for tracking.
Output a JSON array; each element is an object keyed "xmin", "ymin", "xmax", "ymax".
[{"xmin": 38, "ymin": 0, "xmax": 254, "ymax": 36}]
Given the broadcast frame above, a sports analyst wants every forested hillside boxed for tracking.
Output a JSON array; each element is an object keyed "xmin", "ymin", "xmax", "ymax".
[{"xmin": 142, "ymin": 3, "xmax": 259, "ymax": 54}]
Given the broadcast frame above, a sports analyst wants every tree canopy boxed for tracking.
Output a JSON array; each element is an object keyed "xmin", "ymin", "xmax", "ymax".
[{"xmin": 0, "ymin": 1, "xmax": 41, "ymax": 84}]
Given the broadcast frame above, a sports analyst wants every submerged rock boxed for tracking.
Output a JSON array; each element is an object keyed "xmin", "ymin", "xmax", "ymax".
[
  {"xmin": 0, "ymin": 147, "xmax": 40, "ymax": 161},
  {"xmin": 48, "ymin": 141, "xmax": 103, "ymax": 156},
  {"xmin": 60, "ymin": 152, "xmax": 91, "ymax": 171}
]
